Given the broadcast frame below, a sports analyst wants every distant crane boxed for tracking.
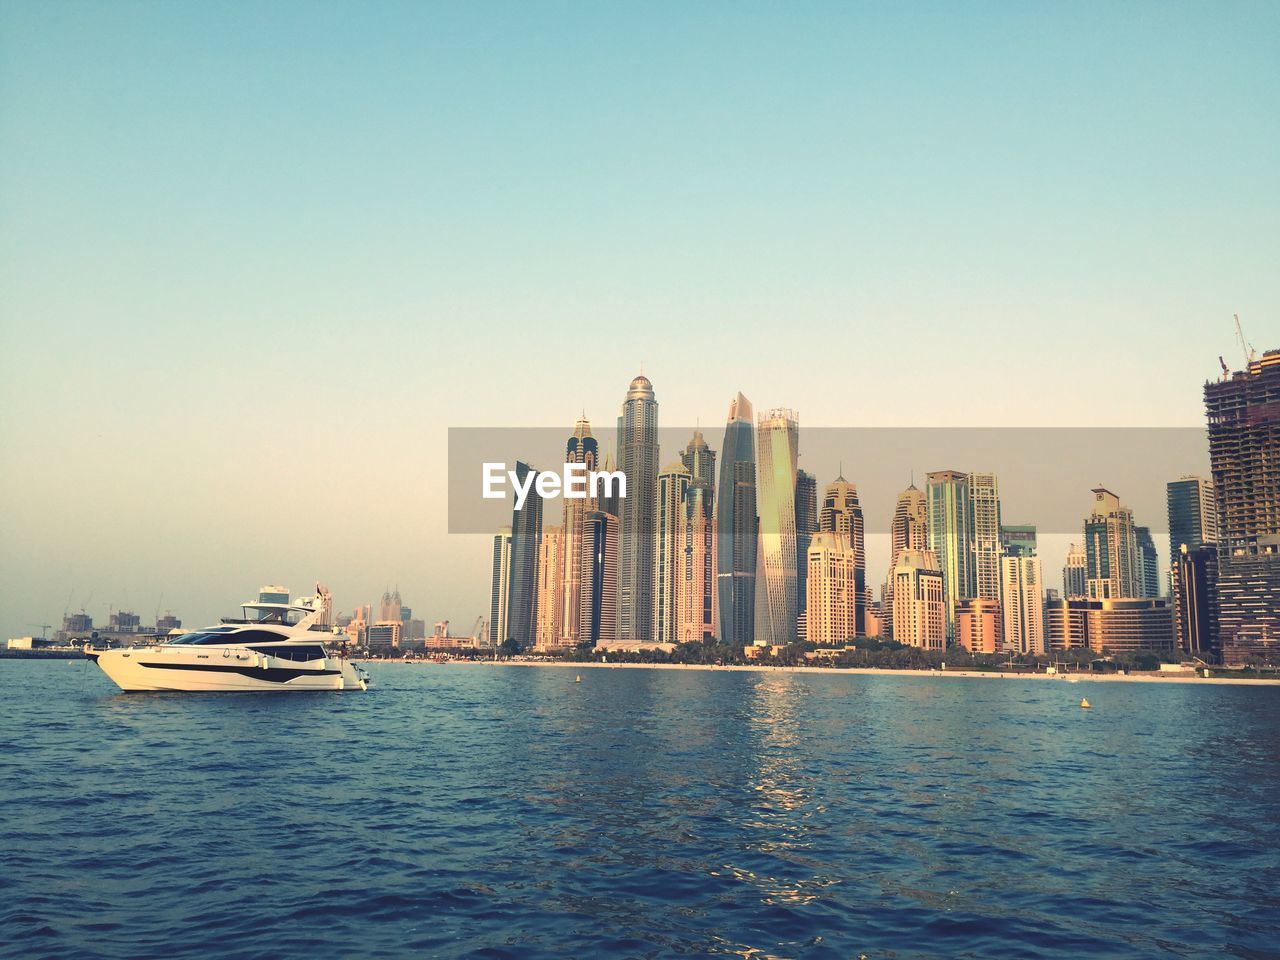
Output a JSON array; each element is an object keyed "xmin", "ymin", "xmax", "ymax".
[
  {"xmin": 27, "ymin": 623, "xmax": 53, "ymax": 639},
  {"xmin": 1235, "ymin": 313, "xmax": 1257, "ymax": 365}
]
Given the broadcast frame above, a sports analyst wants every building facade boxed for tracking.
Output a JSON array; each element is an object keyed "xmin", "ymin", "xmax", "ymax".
[
  {"xmin": 1001, "ymin": 554, "xmax": 1045, "ymax": 655},
  {"xmin": 892, "ymin": 549, "xmax": 945, "ymax": 651},
  {"xmin": 560, "ymin": 417, "xmax": 598, "ymax": 647},
  {"xmin": 755, "ymin": 409, "xmax": 800, "ymax": 646},
  {"xmin": 506, "ymin": 460, "xmax": 543, "ymax": 649},
  {"xmin": 716, "ymin": 392, "xmax": 757, "ymax": 647},
  {"xmin": 1084, "ymin": 487, "xmax": 1139, "ymax": 600},
  {"xmin": 535, "ymin": 525, "xmax": 565, "ymax": 652},
  {"xmin": 926, "ymin": 470, "xmax": 974, "ymax": 640},
  {"xmin": 805, "ymin": 531, "xmax": 860, "ymax": 646},
  {"xmin": 488, "ymin": 526, "xmax": 512, "ymax": 647},
  {"xmin": 579, "ymin": 511, "xmax": 619, "ymax": 648},
  {"xmin": 617, "ymin": 374, "xmax": 659, "ymax": 643},
  {"xmin": 956, "ymin": 597, "xmax": 1001, "ymax": 654},
  {"xmin": 654, "ymin": 462, "xmax": 691, "ymax": 645}
]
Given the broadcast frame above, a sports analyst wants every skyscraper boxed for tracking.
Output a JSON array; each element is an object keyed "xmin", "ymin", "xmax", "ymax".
[
  {"xmin": 926, "ymin": 470, "xmax": 974, "ymax": 641},
  {"xmin": 506, "ymin": 460, "xmax": 543, "ymax": 649},
  {"xmin": 559, "ymin": 417, "xmax": 598, "ymax": 647},
  {"xmin": 892, "ymin": 549, "xmax": 945, "ymax": 651},
  {"xmin": 971, "ymin": 473, "xmax": 1004, "ymax": 603},
  {"xmin": 885, "ymin": 483, "xmax": 927, "ymax": 639},
  {"xmin": 1204, "ymin": 349, "xmax": 1280, "ymax": 659},
  {"xmin": 805, "ymin": 531, "xmax": 859, "ymax": 646},
  {"xmin": 1063, "ymin": 543, "xmax": 1087, "ymax": 598},
  {"xmin": 489, "ymin": 526, "xmax": 512, "ymax": 646},
  {"xmin": 794, "ymin": 469, "xmax": 818, "ymax": 636},
  {"xmin": 579, "ymin": 511, "xmax": 619, "ymax": 648},
  {"xmin": 535, "ymin": 525, "xmax": 565, "ymax": 652},
  {"xmin": 617, "ymin": 375, "xmax": 659, "ymax": 643},
  {"xmin": 680, "ymin": 429, "xmax": 716, "ymax": 487},
  {"xmin": 716, "ymin": 392, "xmax": 757, "ymax": 646},
  {"xmin": 1135, "ymin": 525, "xmax": 1160, "ymax": 598},
  {"xmin": 1084, "ymin": 487, "xmax": 1139, "ymax": 600},
  {"xmin": 1001, "ymin": 554, "xmax": 1045, "ymax": 655},
  {"xmin": 819, "ymin": 473, "xmax": 866, "ymax": 637},
  {"xmin": 755, "ymin": 409, "xmax": 800, "ymax": 646},
  {"xmin": 680, "ymin": 474, "xmax": 717, "ymax": 643},
  {"xmin": 654, "ymin": 461, "xmax": 691, "ymax": 645},
  {"xmin": 1168, "ymin": 474, "xmax": 1220, "ymax": 657},
  {"xmin": 1167, "ymin": 476, "xmax": 1218, "ymax": 559}
]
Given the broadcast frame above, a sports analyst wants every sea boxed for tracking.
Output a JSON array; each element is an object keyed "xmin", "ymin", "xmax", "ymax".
[{"xmin": 2, "ymin": 660, "xmax": 1278, "ymax": 959}]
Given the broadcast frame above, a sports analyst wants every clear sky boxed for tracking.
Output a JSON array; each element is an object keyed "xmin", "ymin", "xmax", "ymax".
[{"xmin": 1, "ymin": 1, "xmax": 1276, "ymax": 638}]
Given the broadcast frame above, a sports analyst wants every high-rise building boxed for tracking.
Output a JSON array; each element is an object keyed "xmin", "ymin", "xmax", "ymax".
[
  {"xmin": 755, "ymin": 409, "xmax": 800, "ymax": 646},
  {"xmin": 579, "ymin": 511, "xmax": 619, "ymax": 648},
  {"xmin": 617, "ymin": 375, "xmax": 659, "ymax": 643},
  {"xmin": 716, "ymin": 392, "xmax": 757, "ymax": 646},
  {"xmin": 506, "ymin": 460, "xmax": 544, "ymax": 650},
  {"xmin": 1001, "ymin": 554, "xmax": 1044, "ymax": 655},
  {"xmin": 1001, "ymin": 524, "xmax": 1037, "ymax": 558},
  {"xmin": 971, "ymin": 473, "xmax": 1004, "ymax": 604},
  {"xmin": 819, "ymin": 473, "xmax": 866, "ymax": 637},
  {"xmin": 489, "ymin": 527, "xmax": 512, "ymax": 646},
  {"xmin": 956, "ymin": 597, "xmax": 1000, "ymax": 654},
  {"xmin": 654, "ymin": 462, "xmax": 691, "ymax": 645},
  {"xmin": 805, "ymin": 531, "xmax": 860, "ymax": 646},
  {"xmin": 1204, "ymin": 350, "xmax": 1280, "ymax": 660},
  {"xmin": 885, "ymin": 483, "xmax": 927, "ymax": 639},
  {"xmin": 926, "ymin": 470, "xmax": 974, "ymax": 640},
  {"xmin": 680, "ymin": 429, "xmax": 716, "ymax": 487},
  {"xmin": 1084, "ymin": 487, "xmax": 1139, "ymax": 600},
  {"xmin": 1063, "ymin": 543, "xmax": 1087, "ymax": 598},
  {"xmin": 1135, "ymin": 525, "xmax": 1160, "ymax": 598},
  {"xmin": 892, "ymin": 549, "xmax": 945, "ymax": 651},
  {"xmin": 535, "ymin": 525, "xmax": 565, "ymax": 653},
  {"xmin": 378, "ymin": 588, "xmax": 402, "ymax": 623},
  {"xmin": 1167, "ymin": 476, "xmax": 1218, "ymax": 559},
  {"xmin": 794, "ymin": 469, "xmax": 818, "ymax": 633},
  {"xmin": 560, "ymin": 417, "xmax": 599, "ymax": 648},
  {"xmin": 1174, "ymin": 544, "xmax": 1218, "ymax": 659},
  {"xmin": 679, "ymin": 475, "xmax": 717, "ymax": 643}
]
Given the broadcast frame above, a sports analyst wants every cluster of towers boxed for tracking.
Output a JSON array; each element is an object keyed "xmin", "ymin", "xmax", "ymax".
[{"xmin": 490, "ymin": 351, "xmax": 1279, "ymax": 663}]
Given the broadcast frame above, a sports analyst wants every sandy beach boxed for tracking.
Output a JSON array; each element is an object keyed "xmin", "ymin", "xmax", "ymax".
[{"xmin": 369, "ymin": 658, "xmax": 1280, "ymax": 685}]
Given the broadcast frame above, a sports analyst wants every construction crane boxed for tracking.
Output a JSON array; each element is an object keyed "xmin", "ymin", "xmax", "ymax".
[
  {"xmin": 471, "ymin": 616, "xmax": 489, "ymax": 643},
  {"xmin": 27, "ymin": 623, "xmax": 53, "ymax": 639},
  {"xmin": 1235, "ymin": 313, "xmax": 1256, "ymax": 365}
]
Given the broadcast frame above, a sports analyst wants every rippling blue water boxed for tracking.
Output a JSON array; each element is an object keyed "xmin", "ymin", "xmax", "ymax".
[{"xmin": 2, "ymin": 661, "xmax": 1279, "ymax": 959}]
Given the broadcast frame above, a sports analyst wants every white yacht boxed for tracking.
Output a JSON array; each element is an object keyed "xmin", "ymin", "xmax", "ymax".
[{"xmin": 87, "ymin": 588, "xmax": 369, "ymax": 692}]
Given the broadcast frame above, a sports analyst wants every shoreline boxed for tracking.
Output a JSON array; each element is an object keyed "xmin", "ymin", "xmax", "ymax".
[{"xmin": 362, "ymin": 659, "xmax": 1280, "ymax": 685}]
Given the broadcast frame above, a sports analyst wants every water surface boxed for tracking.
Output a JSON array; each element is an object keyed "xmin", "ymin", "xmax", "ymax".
[{"xmin": 2, "ymin": 661, "xmax": 1278, "ymax": 959}]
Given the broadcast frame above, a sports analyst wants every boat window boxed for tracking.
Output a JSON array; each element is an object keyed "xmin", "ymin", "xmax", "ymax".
[
  {"xmin": 231, "ymin": 630, "xmax": 292, "ymax": 645},
  {"xmin": 166, "ymin": 632, "xmax": 218, "ymax": 645},
  {"xmin": 248, "ymin": 645, "xmax": 326, "ymax": 661}
]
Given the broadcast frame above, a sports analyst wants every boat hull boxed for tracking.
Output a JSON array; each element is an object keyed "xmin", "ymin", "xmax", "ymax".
[{"xmin": 88, "ymin": 648, "xmax": 368, "ymax": 692}]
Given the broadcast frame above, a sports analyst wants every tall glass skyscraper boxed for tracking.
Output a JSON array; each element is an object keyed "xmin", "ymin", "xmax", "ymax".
[
  {"xmin": 680, "ymin": 430, "xmax": 717, "ymax": 644},
  {"xmin": 489, "ymin": 526, "xmax": 512, "ymax": 647},
  {"xmin": 755, "ymin": 409, "xmax": 800, "ymax": 646},
  {"xmin": 560, "ymin": 417, "xmax": 598, "ymax": 647},
  {"xmin": 1167, "ymin": 476, "xmax": 1218, "ymax": 558},
  {"xmin": 926, "ymin": 470, "xmax": 974, "ymax": 641},
  {"xmin": 1135, "ymin": 525, "xmax": 1160, "ymax": 598},
  {"xmin": 794, "ymin": 468, "xmax": 818, "ymax": 635},
  {"xmin": 506, "ymin": 460, "xmax": 543, "ymax": 649},
  {"xmin": 716, "ymin": 392, "xmax": 757, "ymax": 646},
  {"xmin": 579, "ymin": 511, "xmax": 618, "ymax": 648},
  {"xmin": 1167, "ymin": 475, "xmax": 1218, "ymax": 656},
  {"xmin": 616, "ymin": 375, "xmax": 659, "ymax": 642}
]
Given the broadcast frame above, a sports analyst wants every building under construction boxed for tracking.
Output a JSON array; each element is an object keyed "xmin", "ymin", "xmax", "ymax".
[{"xmin": 1205, "ymin": 346, "xmax": 1280, "ymax": 662}]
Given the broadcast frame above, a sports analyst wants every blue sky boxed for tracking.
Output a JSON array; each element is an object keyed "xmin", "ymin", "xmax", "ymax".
[{"xmin": 1, "ymin": 1, "xmax": 1276, "ymax": 636}]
